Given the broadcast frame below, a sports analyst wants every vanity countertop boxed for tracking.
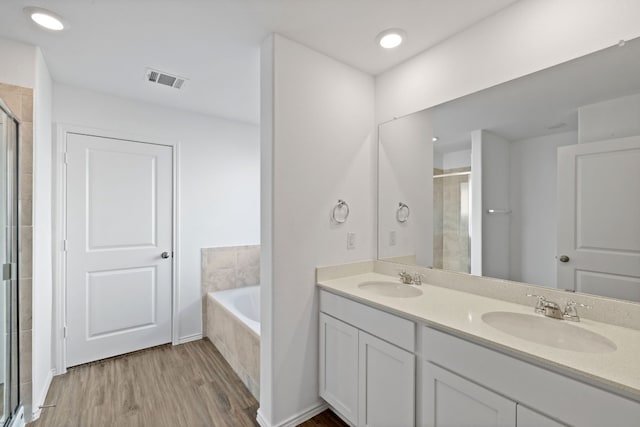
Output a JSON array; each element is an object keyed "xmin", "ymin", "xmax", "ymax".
[{"xmin": 317, "ymin": 271, "xmax": 640, "ymax": 402}]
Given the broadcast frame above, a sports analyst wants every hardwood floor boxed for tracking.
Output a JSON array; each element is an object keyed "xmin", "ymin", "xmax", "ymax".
[
  {"xmin": 30, "ymin": 339, "xmax": 346, "ymax": 427},
  {"xmin": 297, "ymin": 410, "xmax": 348, "ymax": 426}
]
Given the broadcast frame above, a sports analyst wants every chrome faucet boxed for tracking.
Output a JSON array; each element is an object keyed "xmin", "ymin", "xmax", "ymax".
[
  {"xmin": 562, "ymin": 300, "xmax": 592, "ymax": 322},
  {"xmin": 527, "ymin": 294, "xmax": 592, "ymax": 322},
  {"xmin": 412, "ymin": 273, "xmax": 424, "ymax": 286},
  {"xmin": 542, "ymin": 300, "xmax": 563, "ymax": 319},
  {"xmin": 526, "ymin": 294, "xmax": 547, "ymax": 314},
  {"xmin": 398, "ymin": 271, "xmax": 424, "ymax": 285},
  {"xmin": 398, "ymin": 271, "xmax": 413, "ymax": 284}
]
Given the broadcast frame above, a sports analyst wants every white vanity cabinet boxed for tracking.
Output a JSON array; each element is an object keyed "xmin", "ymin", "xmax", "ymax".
[
  {"xmin": 422, "ymin": 327, "xmax": 640, "ymax": 427},
  {"xmin": 318, "ymin": 288, "xmax": 640, "ymax": 427},
  {"xmin": 422, "ymin": 362, "xmax": 515, "ymax": 427},
  {"xmin": 422, "ymin": 362, "xmax": 566, "ymax": 427},
  {"xmin": 516, "ymin": 405, "xmax": 566, "ymax": 427},
  {"xmin": 319, "ymin": 312, "xmax": 359, "ymax": 424},
  {"xmin": 319, "ymin": 290, "xmax": 416, "ymax": 427},
  {"xmin": 358, "ymin": 331, "xmax": 415, "ymax": 427}
]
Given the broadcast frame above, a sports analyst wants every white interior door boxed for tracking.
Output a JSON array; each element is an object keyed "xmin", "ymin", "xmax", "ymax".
[
  {"xmin": 557, "ymin": 136, "xmax": 640, "ymax": 301},
  {"xmin": 65, "ymin": 133, "xmax": 173, "ymax": 367}
]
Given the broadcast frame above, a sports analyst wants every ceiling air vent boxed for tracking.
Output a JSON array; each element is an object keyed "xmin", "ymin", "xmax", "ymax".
[{"xmin": 145, "ymin": 68, "xmax": 187, "ymax": 90}]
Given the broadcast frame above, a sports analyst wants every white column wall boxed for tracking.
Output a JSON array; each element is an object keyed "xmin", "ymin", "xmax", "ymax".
[
  {"xmin": 32, "ymin": 46, "xmax": 54, "ymax": 419},
  {"xmin": 260, "ymin": 34, "xmax": 375, "ymax": 426}
]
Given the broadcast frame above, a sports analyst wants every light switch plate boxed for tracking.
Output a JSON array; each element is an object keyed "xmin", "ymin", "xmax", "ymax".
[{"xmin": 347, "ymin": 232, "xmax": 356, "ymax": 249}]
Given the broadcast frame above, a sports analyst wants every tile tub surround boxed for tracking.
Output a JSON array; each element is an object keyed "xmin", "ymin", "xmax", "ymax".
[
  {"xmin": 201, "ymin": 245, "xmax": 259, "ymax": 327},
  {"xmin": 206, "ymin": 294, "xmax": 260, "ymax": 399},
  {"xmin": 316, "ymin": 261, "xmax": 640, "ymax": 401},
  {"xmin": 0, "ymin": 83, "xmax": 34, "ymax": 416}
]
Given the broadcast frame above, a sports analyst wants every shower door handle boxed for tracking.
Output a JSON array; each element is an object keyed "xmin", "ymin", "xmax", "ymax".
[{"xmin": 2, "ymin": 264, "xmax": 14, "ymax": 280}]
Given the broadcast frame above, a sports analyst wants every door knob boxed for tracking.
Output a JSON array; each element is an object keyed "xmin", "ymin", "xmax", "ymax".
[
  {"xmin": 558, "ymin": 255, "xmax": 570, "ymax": 263},
  {"xmin": 161, "ymin": 252, "xmax": 170, "ymax": 259}
]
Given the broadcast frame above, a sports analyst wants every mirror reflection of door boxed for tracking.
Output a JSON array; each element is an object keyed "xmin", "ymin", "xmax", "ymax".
[{"xmin": 557, "ymin": 136, "xmax": 640, "ymax": 302}]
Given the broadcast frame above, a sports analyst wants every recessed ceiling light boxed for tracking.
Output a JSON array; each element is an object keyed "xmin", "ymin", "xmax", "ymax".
[
  {"xmin": 376, "ymin": 29, "xmax": 406, "ymax": 49},
  {"xmin": 432, "ymin": 137, "xmax": 439, "ymax": 142},
  {"xmin": 24, "ymin": 7, "xmax": 66, "ymax": 31}
]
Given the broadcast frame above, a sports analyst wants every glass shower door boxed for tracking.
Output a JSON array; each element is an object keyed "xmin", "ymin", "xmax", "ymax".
[
  {"xmin": 433, "ymin": 168, "xmax": 472, "ymax": 274},
  {"xmin": 0, "ymin": 100, "xmax": 20, "ymax": 426}
]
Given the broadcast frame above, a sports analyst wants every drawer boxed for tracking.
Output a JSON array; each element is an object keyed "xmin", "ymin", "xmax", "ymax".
[
  {"xmin": 320, "ymin": 290, "xmax": 415, "ymax": 352},
  {"xmin": 422, "ymin": 326, "xmax": 640, "ymax": 427}
]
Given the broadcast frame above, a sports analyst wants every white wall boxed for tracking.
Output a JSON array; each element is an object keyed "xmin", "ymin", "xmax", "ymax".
[
  {"xmin": 480, "ymin": 131, "xmax": 511, "ymax": 280},
  {"xmin": 260, "ymin": 34, "xmax": 375, "ymax": 426},
  {"xmin": 32, "ymin": 46, "xmax": 54, "ymax": 419},
  {"xmin": 52, "ymin": 84, "xmax": 260, "ymax": 341},
  {"xmin": 509, "ymin": 131, "xmax": 577, "ymax": 288},
  {"xmin": 378, "ymin": 110, "xmax": 433, "ymax": 265},
  {"xmin": 579, "ymin": 93, "xmax": 640, "ymax": 143},
  {"xmin": 441, "ymin": 148, "xmax": 471, "ymax": 170},
  {"xmin": 0, "ymin": 38, "xmax": 35, "ymax": 88},
  {"xmin": 376, "ymin": 0, "xmax": 640, "ymax": 123}
]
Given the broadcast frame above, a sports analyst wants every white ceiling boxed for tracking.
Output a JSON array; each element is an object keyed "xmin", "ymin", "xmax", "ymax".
[{"xmin": 0, "ymin": 0, "xmax": 519, "ymax": 124}]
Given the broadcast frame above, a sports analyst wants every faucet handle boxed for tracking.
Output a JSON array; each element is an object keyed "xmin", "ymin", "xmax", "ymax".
[
  {"xmin": 526, "ymin": 294, "xmax": 546, "ymax": 314},
  {"xmin": 412, "ymin": 273, "xmax": 424, "ymax": 285},
  {"xmin": 397, "ymin": 270, "xmax": 412, "ymax": 284},
  {"xmin": 563, "ymin": 300, "xmax": 592, "ymax": 322}
]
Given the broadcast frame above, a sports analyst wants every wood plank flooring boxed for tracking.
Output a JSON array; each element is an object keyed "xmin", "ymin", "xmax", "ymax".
[{"xmin": 31, "ymin": 339, "xmax": 346, "ymax": 427}]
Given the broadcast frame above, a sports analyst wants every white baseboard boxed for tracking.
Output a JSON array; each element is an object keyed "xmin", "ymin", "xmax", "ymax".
[
  {"xmin": 256, "ymin": 402, "xmax": 329, "ymax": 427},
  {"xmin": 31, "ymin": 368, "xmax": 55, "ymax": 421},
  {"xmin": 256, "ymin": 409, "xmax": 270, "ymax": 427},
  {"xmin": 176, "ymin": 332, "xmax": 202, "ymax": 344}
]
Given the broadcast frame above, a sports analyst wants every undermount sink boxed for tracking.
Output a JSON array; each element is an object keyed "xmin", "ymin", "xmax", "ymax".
[
  {"xmin": 482, "ymin": 311, "xmax": 617, "ymax": 354},
  {"xmin": 358, "ymin": 281, "xmax": 423, "ymax": 298}
]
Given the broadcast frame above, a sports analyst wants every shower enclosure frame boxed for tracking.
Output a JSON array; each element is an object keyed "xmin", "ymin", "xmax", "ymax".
[{"xmin": 0, "ymin": 98, "xmax": 23, "ymax": 427}]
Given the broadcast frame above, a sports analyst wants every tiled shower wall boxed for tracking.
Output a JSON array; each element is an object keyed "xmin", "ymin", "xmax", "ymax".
[
  {"xmin": 0, "ymin": 83, "xmax": 34, "ymax": 415},
  {"xmin": 433, "ymin": 167, "xmax": 471, "ymax": 273},
  {"xmin": 200, "ymin": 245, "xmax": 260, "ymax": 325}
]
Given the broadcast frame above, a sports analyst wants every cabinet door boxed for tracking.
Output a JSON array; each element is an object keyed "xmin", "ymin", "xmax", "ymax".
[
  {"xmin": 319, "ymin": 313, "xmax": 359, "ymax": 425},
  {"xmin": 358, "ymin": 331, "xmax": 415, "ymax": 427},
  {"xmin": 423, "ymin": 362, "xmax": 515, "ymax": 427},
  {"xmin": 517, "ymin": 405, "xmax": 567, "ymax": 427}
]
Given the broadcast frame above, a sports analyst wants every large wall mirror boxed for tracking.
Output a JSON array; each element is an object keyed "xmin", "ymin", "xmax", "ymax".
[{"xmin": 378, "ymin": 37, "xmax": 640, "ymax": 303}]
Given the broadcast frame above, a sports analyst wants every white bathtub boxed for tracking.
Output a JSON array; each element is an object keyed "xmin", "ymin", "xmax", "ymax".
[{"xmin": 209, "ymin": 285, "xmax": 260, "ymax": 336}]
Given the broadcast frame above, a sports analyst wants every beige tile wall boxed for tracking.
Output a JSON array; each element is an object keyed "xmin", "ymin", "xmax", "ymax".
[
  {"xmin": 201, "ymin": 245, "xmax": 260, "ymax": 328},
  {"xmin": 0, "ymin": 83, "xmax": 34, "ymax": 417},
  {"xmin": 206, "ymin": 295, "xmax": 260, "ymax": 399},
  {"xmin": 433, "ymin": 167, "xmax": 471, "ymax": 273}
]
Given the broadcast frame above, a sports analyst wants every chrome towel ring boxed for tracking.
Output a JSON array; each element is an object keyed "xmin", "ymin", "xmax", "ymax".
[
  {"xmin": 396, "ymin": 202, "xmax": 410, "ymax": 223},
  {"xmin": 332, "ymin": 199, "xmax": 350, "ymax": 223}
]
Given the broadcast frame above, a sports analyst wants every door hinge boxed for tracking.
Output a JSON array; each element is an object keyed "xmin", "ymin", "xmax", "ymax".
[
  {"xmin": 63, "ymin": 326, "xmax": 67, "ymax": 338},
  {"xmin": 63, "ymin": 240, "xmax": 68, "ymax": 252},
  {"xmin": 64, "ymin": 152, "xmax": 69, "ymax": 164}
]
